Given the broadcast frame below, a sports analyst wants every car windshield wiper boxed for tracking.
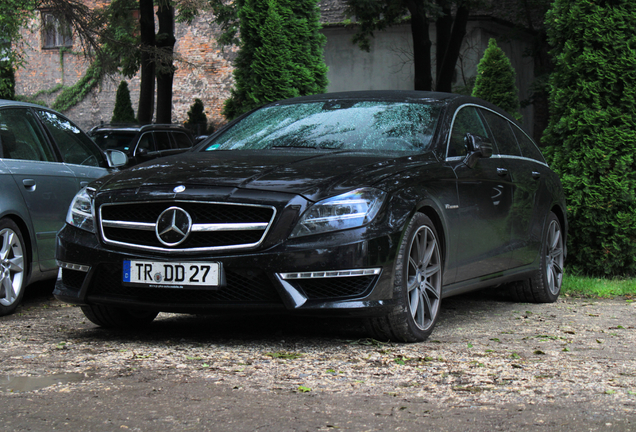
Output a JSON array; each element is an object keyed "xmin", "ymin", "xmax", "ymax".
[{"xmin": 270, "ymin": 144, "xmax": 318, "ymax": 149}]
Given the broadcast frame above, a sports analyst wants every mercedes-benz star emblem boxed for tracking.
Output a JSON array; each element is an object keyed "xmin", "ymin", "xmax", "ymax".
[{"xmin": 156, "ymin": 207, "xmax": 192, "ymax": 246}]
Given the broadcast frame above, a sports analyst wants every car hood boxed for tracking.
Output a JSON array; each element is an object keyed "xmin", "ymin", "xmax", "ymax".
[{"xmin": 98, "ymin": 150, "xmax": 438, "ymax": 202}]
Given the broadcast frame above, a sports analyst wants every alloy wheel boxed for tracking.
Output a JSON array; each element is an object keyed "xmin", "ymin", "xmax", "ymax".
[
  {"xmin": 545, "ymin": 219, "xmax": 564, "ymax": 296},
  {"xmin": 406, "ymin": 225, "xmax": 442, "ymax": 331},
  {"xmin": 0, "ymin": 227, "xmax": 25, "ymax": 307}
]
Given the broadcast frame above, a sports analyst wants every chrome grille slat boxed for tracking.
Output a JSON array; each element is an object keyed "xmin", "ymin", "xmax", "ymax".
[{"xmin": 99, "ymin": 200, "xmax": 276, "ymax": 253}]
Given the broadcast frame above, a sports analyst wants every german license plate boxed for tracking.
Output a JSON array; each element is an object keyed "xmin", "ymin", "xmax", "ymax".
[{"xmin": 123, "ymin": 260, "xmax": 220, "ymax": 288}]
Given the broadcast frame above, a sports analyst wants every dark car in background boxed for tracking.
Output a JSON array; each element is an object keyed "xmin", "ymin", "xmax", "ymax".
[
  {"xmin": 55, "ymin": 91, "xmax": 567, "ymax": 341},
  {"xmin": 0, "ymin": 100, "xmax": 127, "ymax": 315},
  {"xmin": 88, "ymin": 123, "xmax": 195, "ymax": 168}
]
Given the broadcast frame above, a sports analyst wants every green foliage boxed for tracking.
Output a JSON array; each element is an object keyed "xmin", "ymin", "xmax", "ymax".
[
  {"xmin": 543, "ymin": 0, "xmax": 636, "ymax": 276},
  {"xmin": 0, "ymin": 61, "xmax": 16, "ymax": 100},
  {"xmin": 472, "ymin": 38, "xmax": 521, "ymax": 120},
  {"xmin": 0, "ymin": 0, "xmax": 39, "ymax": 97},
  {"xmin": 95, "ymin": 0, "xmax": 140, "ymax": 77},
  {"xmin": 184, "ymin": 98, "xmax": 209, "ymax": 134},
  {"xmin": 223, "ymin": 0, "xmax": 328, "ymax": 119},
  {"xmin": 111, "ymin": 81, "xmax": 136, "ymax": 123},
  {"xmin": 52, "ymin": 62, "xmax": 102, "ymax": 112}
]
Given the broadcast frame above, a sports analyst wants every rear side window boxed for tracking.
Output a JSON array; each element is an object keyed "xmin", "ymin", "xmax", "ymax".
[
  {"xmin": 172, "ymin": 132, "xmax": 193, "ymax": 149},
  {"xmin": 0, "ymin": 108, "xmax": 55, "ymax": 162},
  {"xmin": 512, "ymin": 125, "xmax": 545, "ymax": 163},
  {"xmin": 153, "ymin": 132, "xmax": 172, "ymax": 151},
  {"xmin": 448, "ymin": 106, "xmax": 490, "ymax": 157},
  {"xmin": 480, "ymin": 109, "xmax": 521, "ymax": 157}
]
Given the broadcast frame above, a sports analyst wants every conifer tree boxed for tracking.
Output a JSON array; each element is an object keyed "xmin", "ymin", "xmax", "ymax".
[
  {"xmin": 184, "ymin": 98, "xmax": 208, "ymax": 135},
  {"xmin": 472, "ymin": 38, "xmax": 521, "ymax": 120},
  {"xmin": 223, "ymin": 0, "xmax": 328, "ymax": 119},
  {"xmin": 111, "ymin": 81, "xmax": 136, "ymax": 123},
  {"xmin": 543, "ymin": 0, "xmax": 636, "ymax": 276}
]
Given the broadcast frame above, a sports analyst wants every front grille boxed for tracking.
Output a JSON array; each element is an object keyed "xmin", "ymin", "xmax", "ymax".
[
  {"xmin": 88, "ymin": 263, "xmax": 283, "ymax": 305},
  {"xmin": 290, "ymin": 275, "xmax": 377, "ymax": 300},
  {"xmin": 62, "ymin": 269, "xmax": 87, "ymax": 291},
  {"xmin": 99, "ymin": 201, "xmax": 276, "ymax": 253}
]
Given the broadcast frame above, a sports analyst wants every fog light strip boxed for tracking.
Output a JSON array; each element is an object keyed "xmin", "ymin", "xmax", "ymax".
[
  {"xmin": 56, "ymin": 261, "xmax": 90, "ymax": 272},
  {"xmin": 280, "ymin": 268, "xmax": 381, "ymax": 280}
]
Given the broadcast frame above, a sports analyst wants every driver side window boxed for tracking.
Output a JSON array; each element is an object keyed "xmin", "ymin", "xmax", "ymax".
[
  {"xmin": 37, "ymin": 110, "xmax": 104, "ymax": 167},
  {"xmin": 448, "ymin": 106, "xmax": 489, "ymax": 158}
]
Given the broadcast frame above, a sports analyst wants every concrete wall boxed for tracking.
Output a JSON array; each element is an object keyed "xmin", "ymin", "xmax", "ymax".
[{"xmin": 321, "ymin": 21, "xmax": 536, "ymax": 136}]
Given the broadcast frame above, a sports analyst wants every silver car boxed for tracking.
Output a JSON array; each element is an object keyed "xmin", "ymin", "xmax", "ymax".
[{"xmin": 0, "ymin": 100, "xmax": 126, "ymax": 315}]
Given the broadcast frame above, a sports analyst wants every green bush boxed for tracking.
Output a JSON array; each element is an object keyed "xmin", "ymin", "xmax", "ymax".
[
  {"xmin": 472, "ymin": 38, "xmax": 521, "ymax": 120},
  {"xmin": 111, "ymin": 81, "xmax": 136, "ymax": 123},
  {"xmin": 543, "ymin": 0, "xmax": 636, "ymax": 276},
  {"xmin": 0, "ymin": 61, "xmax": 15, "ymax": 100},
  {"xmin": 223, "ymin": 0, "xmax": 328, "ymax": 119},
  {"xmin": 184, "ymin": 98, "xmax": 208, "ymax": 135}
]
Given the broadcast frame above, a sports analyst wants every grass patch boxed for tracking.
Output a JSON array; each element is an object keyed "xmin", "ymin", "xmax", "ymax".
[{"xmin": 562, "ymin": 274, "xmax": 636, "ymax": 298}]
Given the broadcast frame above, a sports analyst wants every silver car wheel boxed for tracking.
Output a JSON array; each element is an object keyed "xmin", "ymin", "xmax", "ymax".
[
  {"xmin": 406, "ymin": 224, "xmax": 442, "ymax": 331},
  {"xmin": 0, "ymin": 227, "xmax": 25, "ymax": 307},
  {"xmin": 545, "ymin": 219, "xmax": 564, "ymax": 296}
]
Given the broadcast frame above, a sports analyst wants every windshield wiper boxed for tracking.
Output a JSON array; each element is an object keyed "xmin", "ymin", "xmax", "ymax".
[{"xmin": 270, "ymin": 144, "xmax": 318, "ymax": 149}]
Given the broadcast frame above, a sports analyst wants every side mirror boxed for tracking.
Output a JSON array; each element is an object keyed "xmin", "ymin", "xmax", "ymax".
[
  {"xmin": 463, "ymin": 133, "xmax": 493, "ymax": 168},
  {"xmin": 105, "ymin": 149, "xmax": 128, "ymax": 168}
]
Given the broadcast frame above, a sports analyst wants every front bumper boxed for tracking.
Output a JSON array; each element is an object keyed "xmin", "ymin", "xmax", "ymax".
[{"xmin": 54, "ymin": 224, "xmax": 401, "ymax": 316}]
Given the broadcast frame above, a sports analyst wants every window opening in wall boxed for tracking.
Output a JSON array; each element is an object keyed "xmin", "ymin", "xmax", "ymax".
[{"xmin": 42, "ymin": 12, "xmax": 73, "ymax": 49}]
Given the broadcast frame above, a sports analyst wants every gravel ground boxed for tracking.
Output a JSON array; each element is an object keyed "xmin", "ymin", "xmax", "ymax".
[{"xmin": 1, "ymin": 282, "xmax": 635, "ymax": 431}]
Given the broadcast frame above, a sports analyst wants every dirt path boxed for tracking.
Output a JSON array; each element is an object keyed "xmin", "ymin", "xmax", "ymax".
[{"xmin": 1, "ymin": 282, "xmax": 635, "ymax": 431}]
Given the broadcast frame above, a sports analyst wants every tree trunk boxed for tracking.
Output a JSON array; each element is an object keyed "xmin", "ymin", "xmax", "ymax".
[
  {"xmin": 406, "ymin": 1, "xmax": 432, "ymax": 91},
  {"xmin": 435, "ymin": 5, "xmax": 452, "ymax": 80},
  {"xmin": 137, "ymin": 0, "xmax": 155, "ymax": 124},
  {"xmin": 155, "ymin": 1, "xmax": 175, "ymax": 124},
  {"xmin": 436, "ymin": 3, "xmax": 470, "ymax": 92}
]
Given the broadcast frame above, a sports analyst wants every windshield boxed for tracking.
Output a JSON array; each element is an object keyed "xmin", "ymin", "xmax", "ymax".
[
  {"xmin": 91, "ymin": 131, "xmax": 137, "ymax": 155},
  {"xmin": 203, "ymin": 101, "xmax": 442, "ymax": 152}
]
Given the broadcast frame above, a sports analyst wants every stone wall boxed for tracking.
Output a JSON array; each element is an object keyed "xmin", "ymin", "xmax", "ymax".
[{"xmin": 15, "ymin": 10, "xmax": 236, "ymax": 131}]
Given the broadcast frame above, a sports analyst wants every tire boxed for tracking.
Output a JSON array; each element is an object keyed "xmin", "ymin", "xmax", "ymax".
[
  {"xmin": 506, "ymin": 212, "xmax": 564, "ymax": 303},
  {"xmin": 0, "ymin": 218, "xmax": 28, "ymax": 316},
  {"xmin": 366, "ymin": 213, "xmax": 443, "ymax": 342},
  {"xmin": 81, "ymin": 304, "xmax": 158, "ymax": 328}
]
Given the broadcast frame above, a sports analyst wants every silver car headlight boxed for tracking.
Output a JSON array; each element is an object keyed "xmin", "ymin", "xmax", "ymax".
[
  {"xmin": 291, "ymin": 188, "xmax": 387, "ymax": 238},
  {"xmin": 66, "ymin": 187, "xmax": 96, "ymax": 232}
]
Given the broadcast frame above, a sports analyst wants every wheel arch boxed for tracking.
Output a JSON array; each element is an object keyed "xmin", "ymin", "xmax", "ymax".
[{"xmin": 414, "ymin": 203, "xmax": 447, "ymax": 265}]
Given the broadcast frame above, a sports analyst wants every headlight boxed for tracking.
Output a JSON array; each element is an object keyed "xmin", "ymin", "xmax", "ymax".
[
  {"xmin": 291, "ymin": 188, "xmax": 386, "ymax": 238},
  {"xmin": 66, "ymin": 187, "xmax": 96, "ymax": 232}
]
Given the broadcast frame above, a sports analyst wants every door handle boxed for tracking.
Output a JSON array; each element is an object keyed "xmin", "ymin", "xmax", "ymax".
[
  {"xmin": 532, "ymin": 171, "xmax": 541, "ymax": 180},
  {"xmin": 496, "ymin": 168, "xmax": 508, "ymax": 176},
  {"xmin": 22, "ymin": 179, "xmax": 36, "ymax": 191}
]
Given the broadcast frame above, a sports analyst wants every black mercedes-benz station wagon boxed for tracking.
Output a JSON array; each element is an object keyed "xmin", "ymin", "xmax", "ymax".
[{"xmin": 55, "ymin": 91, "xmax": 567, "ymax": 342}]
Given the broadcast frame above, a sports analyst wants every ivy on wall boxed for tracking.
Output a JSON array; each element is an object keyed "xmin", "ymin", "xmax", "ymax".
[
  {"xmin": 51, "ymin": 61, "xmax": 101, "ymax": 112},
  {"xmin": 17, "ymin": 48, "xmax": 102, "ymax": 112}
]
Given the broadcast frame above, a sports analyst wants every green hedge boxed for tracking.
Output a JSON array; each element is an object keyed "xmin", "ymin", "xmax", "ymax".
[{"xmin": 543, "ymin": 0, "xmax": 636, "ymax": 276}]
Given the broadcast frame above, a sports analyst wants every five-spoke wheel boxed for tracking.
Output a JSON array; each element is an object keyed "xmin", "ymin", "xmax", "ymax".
[{"xmin": 0, "ymin": 218, "xmax": 27, "ymax": 316}]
